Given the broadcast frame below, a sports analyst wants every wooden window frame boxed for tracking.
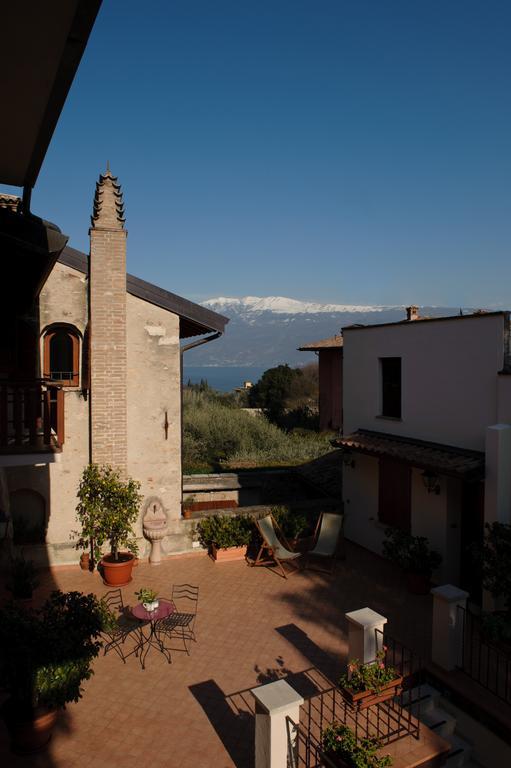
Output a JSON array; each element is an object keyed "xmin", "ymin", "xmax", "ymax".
[{"xmin": 43, "ymin": 327, "xmax": 80, "ymax": 387}]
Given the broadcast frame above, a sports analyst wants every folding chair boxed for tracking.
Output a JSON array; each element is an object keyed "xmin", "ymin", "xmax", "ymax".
[
  {"xmin": 304, "ymin": 511, "xmax": 344, "ymax": 574},
  {"xmin": 252, "ymin": 513, "xmax": 302, "ymax": 579},
  {"xmin": 101, "ymin": 589, "xmax": 141, "ymax": 662},
  {"xmin": 157, "ymin": 584, "xmax": 199, "ymax": 655}
]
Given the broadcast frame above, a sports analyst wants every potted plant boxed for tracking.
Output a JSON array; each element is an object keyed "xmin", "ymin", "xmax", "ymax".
[
  {"xmin": 135, "ymin": 587, "xmax": 159, "ymax": 612},
  {"xmin": 196, "ymin": 513, "xmax": 253, "ymax": 562},
  {"xmin": 182, "ymin": 495, "xmax": 196, "ymax": 520},
  {"xmin": 270, "ymin": 505, "xmax": 316, "ymax": 552},
  {"xmin": 383, "ymin": 528, "xmax": 442, "ymax": 594},
  {"xmin": 0, "ymin": 590, "xmax": 104, "ymax": 754},
  {"xmin": 6, "ymin": 554, "xmax": 39, "ymax": 601},
  {"xmin": 320, "ymin": 723, "xmax": 392, "ymax": 767},
  {"xmin": 75, "ymin": 464, "xmax": 142, "ymax": 586},
  {"xmin": 338, "ymin": 649, "xmax": 402, "ymax": 710}
]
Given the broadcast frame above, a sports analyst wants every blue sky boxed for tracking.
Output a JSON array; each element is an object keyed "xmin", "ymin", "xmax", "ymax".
[{"xmin": 24, "ymin": 2, "xmax": 511, "ymax": 306}]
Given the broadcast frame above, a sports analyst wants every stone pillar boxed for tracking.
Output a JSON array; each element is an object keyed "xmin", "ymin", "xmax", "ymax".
[
  {"xmin": 89, "ymin": 167, "xmax": 128, "ymax": 472},
  {"xmin": 484, "ymin": 424, "xmax": 511, "ymax": 526},
  {"xmin": 431, "ymin": 584, "xmax": 469, "ymax": 671},
  {"xmin": 345, "ymin": 607, "xmax": 387, "ymax": 665},
  {"xmin": 251, "ymin": 680, "xmax": 304, "ymax": 768}
]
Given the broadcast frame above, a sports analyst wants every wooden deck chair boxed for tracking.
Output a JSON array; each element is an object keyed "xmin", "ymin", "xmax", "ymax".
[
  {"xmin": 304, "ymin": 511, "xmax": 344, "ymax": 574},
  {"xmin": 252, "ymin": 513, "xmax": 302, "ymax": 579}
]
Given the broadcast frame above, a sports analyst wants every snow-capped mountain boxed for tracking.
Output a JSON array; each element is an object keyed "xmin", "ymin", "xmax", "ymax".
[
  {"xmin": 185, "ymin": 296, "xmax": 469, "ymax": 368},
  {"xmin": 203, "ymin": 295, "xmax": 392, "ymax": 315}
]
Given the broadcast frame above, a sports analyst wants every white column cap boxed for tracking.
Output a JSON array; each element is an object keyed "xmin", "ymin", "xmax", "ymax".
[
  {"xmin": 431, "ymin": 584, "xmax": 469, "ymax": 602},
  {"xmin": 251, "ymin": 680, "xmax": 304, "ymax": 715},
  {"xmin": 345, "ymin": 607, "xmax": 387, "ymax": 629}
]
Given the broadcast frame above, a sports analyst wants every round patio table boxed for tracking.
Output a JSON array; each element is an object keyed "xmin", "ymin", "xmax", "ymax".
[{"xmin": 132, "ymin": 599, "xmax": 175, "ymax": 669}]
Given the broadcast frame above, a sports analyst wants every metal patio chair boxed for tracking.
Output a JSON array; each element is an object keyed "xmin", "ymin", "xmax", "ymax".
[
  {"xmin": 101, "ymin": 588, "xmax": 141, "ymax": 663},
  {"xmin": 252, "ymin": 513, "xmax": 302, "ymax": 579},
  {"xmin": 157, "ymin": 584, "xmax": 199, "ymax": 655},
  {"xmin": 304, "ymin": 511, "xmax": 344, "ymax": 574}
]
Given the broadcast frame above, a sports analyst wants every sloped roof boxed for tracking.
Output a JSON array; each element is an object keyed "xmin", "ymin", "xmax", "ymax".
[
  {"xmin": 59, "ymin": 246, "xmax": 229, "ymax": 339},
  {"xmin": 298, "ymin": 334, "xmax": 343, "ymax": 351},
  {"xmin": 332, "ymin": 429, "xmax": 484, "ymax": 480}
]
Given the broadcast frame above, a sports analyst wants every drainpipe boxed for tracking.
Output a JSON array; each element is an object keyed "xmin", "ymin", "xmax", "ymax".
[{"xmin": 179, "ymin": 332, "xmax": 223, "ymax": 516}]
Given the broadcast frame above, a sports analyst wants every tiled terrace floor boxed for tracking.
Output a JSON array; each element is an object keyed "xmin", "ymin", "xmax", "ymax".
[{"xmin": 0, "ymin": 543, "xmax": 434, "ymax": 768}]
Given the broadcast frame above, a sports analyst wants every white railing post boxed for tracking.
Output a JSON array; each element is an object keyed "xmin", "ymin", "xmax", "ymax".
[
  {"xmin": 345, "ymin": 607, "xmax": 388, "ymax": 665},
  {"xmin": 251, "ymin": 679, "xmax": 304, "ymax": 768},
  {"xmin": 431, "ymin": 584, "xmax": 469, "ymax": 671}
]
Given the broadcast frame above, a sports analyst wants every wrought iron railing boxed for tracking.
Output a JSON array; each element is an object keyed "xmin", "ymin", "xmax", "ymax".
[
  {"xmin": 0, "ymin": 379, "xmax": 64, "ymax": 453},
  {"xmin": 457, "ymin": 604, "xmax": 511, "ymax": 704}
]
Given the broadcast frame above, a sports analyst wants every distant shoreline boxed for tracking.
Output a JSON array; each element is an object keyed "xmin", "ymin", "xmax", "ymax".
[{"xmin": 183, "ymin": 365, "xmax": 267, "ymax": 392}]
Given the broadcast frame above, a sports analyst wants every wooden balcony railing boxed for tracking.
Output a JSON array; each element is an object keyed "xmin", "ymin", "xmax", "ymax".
[{"xmin": 0, "ymin": 380, "xmax": 64, "ymax": 454}]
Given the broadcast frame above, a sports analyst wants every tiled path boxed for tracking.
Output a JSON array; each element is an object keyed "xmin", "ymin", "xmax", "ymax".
[{"xmin": 0, "ymin": 543, "xmax": 434, "ymax": 768}]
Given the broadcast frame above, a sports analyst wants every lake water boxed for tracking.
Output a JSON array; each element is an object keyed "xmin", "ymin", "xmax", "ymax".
[{"xmin": 183, "ymin": 366, "xmax": 267, "ymax": 392}]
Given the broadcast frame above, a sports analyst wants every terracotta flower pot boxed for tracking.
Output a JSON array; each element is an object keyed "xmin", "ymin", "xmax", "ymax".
[
  {"xmin": 2, "ymin": 703, "xmax": 58, "ymax": 754},
  {"xmin": 340, "ymin": 676, "xmax": 403, "ymax": 710},
  {"xmin": 182, "ymin": 507, "xmax": 193, "ymax": 520},
  {"xmin": 100, "ymin": 553, "xmax": 135, "ymax": 586},
  {"xmin": 209, "ymin": 544, "xmax": 247, "ymax": 562},
  {"xmin": 79, "ymin": 553, "xmax": 90, "ymax": 571}
]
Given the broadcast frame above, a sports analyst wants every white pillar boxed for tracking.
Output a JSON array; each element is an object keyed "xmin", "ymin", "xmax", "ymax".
[
  {"xmin": 431, "ymin": 584, "xmax": 469, "ymax": 671},
  {"xmin": 345, "ymin": 607, "xmax": 387, "ymax": 664},
  {"xmin": 251, "ymin": 679, "xmax": 304, "ymax": 768}
]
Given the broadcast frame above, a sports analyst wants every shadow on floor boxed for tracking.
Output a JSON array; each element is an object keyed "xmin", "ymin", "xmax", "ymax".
[{"xmin": 276, "ymin": 623, "xmax": 344, "ymax": 682}]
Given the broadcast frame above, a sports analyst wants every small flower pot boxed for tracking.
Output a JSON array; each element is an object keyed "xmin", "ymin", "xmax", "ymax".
[
  {"xmin": 142, "ymin": 600, "xmax": 159, "ymax": 612},
  {"xmin": 79, "ymin": 553, "xmax": 90, "ymax": 571},
  {"xmin": 182, "ymin": 508, "xmax": 193, "ymax": 520},
  {"xmin": 340, "ymin": 676, "xmax": 403, "ymax": 710},
  {"xmin": 209, "ymin": 544, "xmax": 247, "ymax": 562}
]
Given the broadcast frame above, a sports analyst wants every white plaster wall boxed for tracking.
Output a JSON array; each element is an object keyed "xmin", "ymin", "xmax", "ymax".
[
  {"xmin": 126, "ymin": 294, "xmax": 182, "ymax": 554},
  {"xmin": 343, "ymin": 314, "xmax": 505, "ymax": 450}
]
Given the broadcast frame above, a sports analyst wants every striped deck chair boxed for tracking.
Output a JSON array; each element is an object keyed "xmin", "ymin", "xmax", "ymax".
[
  {"xmin": 252, "ymin": 513, "xmax": 302, "ymax": 579},
  {"xmin": 304, "ymin": 511, "xmax": 344, "ymax": 574}
]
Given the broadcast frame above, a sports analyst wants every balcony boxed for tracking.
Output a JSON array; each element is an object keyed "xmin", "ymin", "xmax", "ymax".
[{"xmin": 0, "ymin": 380, "xmax": 64, "ymax": 465}]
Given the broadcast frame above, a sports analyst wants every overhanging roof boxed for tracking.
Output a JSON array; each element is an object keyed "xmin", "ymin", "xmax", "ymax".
[
  {"xmin": 298, "ymin": 334, "xmax": 343, "ymax": 351},
  {"xmin": 0, "ymin": 1, "xmax": 102, "ymax": 188},
  {"xmin": 332, "ymin": 429, "xmax": 485, "ymax": 480},
  {"xmin": 59, "ymin": 246, "xmax": 229, "ymax": 339}
]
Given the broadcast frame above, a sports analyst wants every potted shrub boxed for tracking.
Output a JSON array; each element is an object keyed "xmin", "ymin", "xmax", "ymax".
[
  {"xmin": 0, "ymin": 590, "xmax": 104, "ymax": 754},
  {"xmin": 383, "ymin": 528, "xmax": 442, "ymax": 594},
  {"xmin": 338, "ymin": 649, "xmax": 402, "ymax": 710},
  {"xmin": 320, "ymin": 723, "xmax": 392, "ymax": 767},
  {"xmin": 270, "ymin": 505, "xmax": 316, "ymax": 552},
  {"xmin": 75, "ymin": 464, "xmax": 142, "ymax": 586},
  {"xmin": 6, "ymin": 554, "xmax": 39, "ymax": 601},
  {"xmin": 196, "ymin": 514, "xmax": 253, "ymax": 562}
]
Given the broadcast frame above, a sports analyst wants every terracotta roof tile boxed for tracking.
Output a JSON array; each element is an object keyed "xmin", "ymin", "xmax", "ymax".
[{"xmin": 298, "ymin": 334, "xmax": 343, "ymax": 351}]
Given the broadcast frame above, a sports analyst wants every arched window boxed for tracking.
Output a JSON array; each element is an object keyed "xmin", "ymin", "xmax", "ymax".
[{"xmin": 43, "ymin": 326, "xmax": 80, "ymax": 386}]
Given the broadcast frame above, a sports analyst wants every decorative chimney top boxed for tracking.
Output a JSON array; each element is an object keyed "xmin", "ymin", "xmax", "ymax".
[
  {"xmin": 91, "ymin": 165, "xmax": 125, "ymax": 229},
  {"xmin": 406, "ymin": 305, "xmax": 420, "ymax": 321}
]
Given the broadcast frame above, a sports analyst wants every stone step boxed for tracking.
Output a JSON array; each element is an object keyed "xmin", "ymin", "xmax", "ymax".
[
  {"xmin": 421, "ymin": 706, "xmax": 457, "ymax": 738},
  {"xmin": 406, "ymin": 683, "xmax": 442, "ymax": 716},
  {"xmin": 444, "ymin": 734, "xmax": 473, "ymax": 768}
]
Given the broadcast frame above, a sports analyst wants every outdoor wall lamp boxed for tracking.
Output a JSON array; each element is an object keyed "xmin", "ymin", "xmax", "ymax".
[
  {"xmin": 422, "ymin": 470, "xmax": 440, "ymax": 495},
  {"xmin": 343, "ymin": 450, "xmax": 356, "ymax": 469}
]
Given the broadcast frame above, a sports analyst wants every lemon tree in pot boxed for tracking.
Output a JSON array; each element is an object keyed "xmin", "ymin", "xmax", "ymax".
[
  {"xmin": 75, "ymin": 464, "xmax": 142, "ymax": 586},
  {"xmin": 0, "ymin": 591, "xmax": 104, "ymax": 754}
]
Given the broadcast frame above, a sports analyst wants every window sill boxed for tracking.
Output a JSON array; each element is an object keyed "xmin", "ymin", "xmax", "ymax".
[{"xmin": 375, "ymin": 414, "xmax": 402, "ymax": 422}]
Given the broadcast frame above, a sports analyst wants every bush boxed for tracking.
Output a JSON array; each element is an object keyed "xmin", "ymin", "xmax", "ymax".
[
  {"xmin": 270, "ymin": 505, "xmax": 317, "ymax": 540},
  {"xmin": 383, "ymin": 528, "xmax": 441, "ymax": 574},
  {"xmin": 479, "ymin": 522, "xmax": 511, "ymax": 612},
  {"xmin": 322, "ymin": 723, "xmax": 392, "ymax": 767},
  {"xmin": 195, "ymin": 514, "xmax": 254, "ymax": 549}
]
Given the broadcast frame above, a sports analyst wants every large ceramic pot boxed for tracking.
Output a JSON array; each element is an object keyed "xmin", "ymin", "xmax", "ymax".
[
  {"xmin": 2, "ymin": 703, "xmax": 58, "ymax": 754},
  {"xmin": 100, "ymin": 552, "xmax": 135, "ymax": 586}
]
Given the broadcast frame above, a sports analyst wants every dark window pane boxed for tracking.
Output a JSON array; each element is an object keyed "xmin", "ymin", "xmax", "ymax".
[
  {"xmin": 381, "ymin": 357, "xmax": 401, "ymax": 418},
  {"xmin": 49, "ymin": 331, "xmax": 74, "ymax": 379}
]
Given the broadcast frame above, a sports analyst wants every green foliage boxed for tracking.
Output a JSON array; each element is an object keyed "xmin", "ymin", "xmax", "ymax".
[
  {"xmin": 248, "ymin": 364, "xmax": 300, "ymax": 422},
  {"xmin": 270, "ymin": 505, "xmax": 316, "ymax": 540},
  {"xmin": 322, "ymin": 723, "xmax": 392, "ymax": 767},
  {"xmin": 75, "ymin": 464, "xmax": 142, "ymax": 563},
  {"xmin": 479, "ymin": 522, "xmax": 511, "ymax": 612},
  {"xmin": 135, "ymin": 587, "xmax": 158, "ymax": 604},
  {"xmin": 0, "ymin": 591, "xmax": 104, "ymax": 712},
  {"xmin": 6, "ymin": 554, "xmax": 39, "ymax": 599},
  {"xmin": 481, "ymin": 611, "xmax": 511, "ymax": 644},
  {"xmin": 182, "ymin": 387, "xmax": 330, "ymax": 472},
  {"xmin": 339, "ymin": 650, "xmax": 398, "ymax": 694},
  {"xmin": 383, "ymin": 528, "xmax": 441, "ymax": 574},
  {"xmin": 195, "ymin": 514, "xmax": 254, "ymax": 549}
]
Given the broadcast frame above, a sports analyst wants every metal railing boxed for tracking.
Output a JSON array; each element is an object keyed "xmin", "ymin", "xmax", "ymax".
[
  {"xmin": 457, "ymin": 604, "xmax": 511, "ymax": 704},
  {"xmin": 0, "ymin": 379, "xmax": 64, "ymax": 453}
]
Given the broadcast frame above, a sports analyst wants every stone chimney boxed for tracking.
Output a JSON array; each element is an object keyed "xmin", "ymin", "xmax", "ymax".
[
  {"xmin": 89, "ymin": 166, "xmax": 127, "ymax": 471},
  {"xmin": 406, "ymin": 305, "xmax": 420, "ymax": 321}
]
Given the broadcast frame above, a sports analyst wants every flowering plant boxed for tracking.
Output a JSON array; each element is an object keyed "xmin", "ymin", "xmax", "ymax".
[
  {"xmin": 322, "ymin": 723, "xmax": 392, "ymax": 767},
  {"xmin": 339, "ymin": 649, "xmax": 398, "ymax": 694},
  {"xmin": 135, "ymin": 588, "xmax": 158, "ymax": 604}
]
